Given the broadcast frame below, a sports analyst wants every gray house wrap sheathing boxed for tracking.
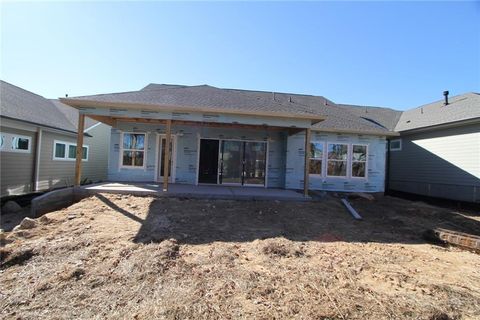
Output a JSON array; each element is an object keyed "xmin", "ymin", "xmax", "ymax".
[
  {"xmin": 0, "ymin": 80, "xmax": 111, "ymax": 197},
  {"xmin": 388, "ymin": 92, "xmax": 480, "ymax": 203},
  {"xmin": 61, "ymin": 84, "xmax": 400, "ymax": 195}
]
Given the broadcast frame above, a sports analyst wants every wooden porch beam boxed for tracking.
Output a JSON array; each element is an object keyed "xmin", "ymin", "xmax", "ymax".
[
  {"xmin": 163, "ymin": 119, "xmax": 172, "ymax": 192},
  {"xmin": 304, "ymin": 128, "xmax": 311, "ymax": 197},
  {"xmin": 87, "ymin": 115, "xmax": 117, "ymax": 127},
  {"xmin": 74, "ymin": 114, "xmax": 85, "ymax": 186}
]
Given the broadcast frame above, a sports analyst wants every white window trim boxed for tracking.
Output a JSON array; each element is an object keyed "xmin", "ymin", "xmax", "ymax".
[
  {"xmin": 0, "ymin": 133, "xmax": 32, "ymax": 153},
  {"xmin": 351, "ymin": 144, "xmax": 368, "ymax": 180},
  {"xmin": 309, "ymin": 141, "xmax": 325, "ymax": 177},
  {"xmin": 0, "ymin": 133, "xmax": 5, "ymax": 151},
  {"xmin": 308, "ymin": 141, "xmax": 370, "ymax": 179},
  {"xmin": 53, "ymin": 140, "xmax": 89, "ymax": 161},
  {"xmin": 119, "ymin": 132, "xmax": 147, "ymax": 169},
  {"xmin": 390, "ymin": 139, "xmax": 402, "ymax": 151},
  {"xmin": 326, "ymin": 142, "xmax": 349, "ymax": 178}
]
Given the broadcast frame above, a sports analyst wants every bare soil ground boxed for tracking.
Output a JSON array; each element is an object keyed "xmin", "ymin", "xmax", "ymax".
[{"xmin": 1, "ymin": 194, "xmax": 479, "ymax": 319}]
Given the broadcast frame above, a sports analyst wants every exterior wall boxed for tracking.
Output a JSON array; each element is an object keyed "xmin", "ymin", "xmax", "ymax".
[
  {"xmin": 285, "ymin": 131, "xmax": 387, "ymax": 192},
  {"xmin": 109, "ymin": 122, "xmax": 387, "ymax": 192},
  {"xmin": 37, "ymin": 123, "xmax": 111, "ymax": 191},
  {"xmin": 108, "ymin": 122, "xmax": 287, "ymax": 188},
  {"xmin": 0, "ymin": 126, "xmax": 36, "ymax": 196},
  {"xmin": 389, "ymin": 123, "xmax": 480, "ymax": 202}
]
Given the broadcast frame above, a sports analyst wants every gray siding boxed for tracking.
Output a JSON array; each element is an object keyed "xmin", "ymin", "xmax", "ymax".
[
  {"xmin": 389, "ymin": 123, "xmax": 480, "ymax": 202},
  {"xmin": 37, "ymin": 124, "xmax": 110, "ymax": 191},
  {"xmin": 0, "ymin": 127, "xmax": 36, "ymax": 196}
]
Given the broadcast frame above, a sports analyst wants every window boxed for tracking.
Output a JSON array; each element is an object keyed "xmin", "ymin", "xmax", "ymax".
[
  {"xmin": 390, "ymin": 139, "xmax": 402, "ymax": 151},
  {"xmin": 53, "ymin": 140, "xmax": 88, "ymax": 161},
  {"xmin": 0, "ymin": 133, "xmax": 32, "ymax": 153},
  {"xmin": 9, "ymin": 135, "xmax": 31, "ymax": 152},
  {"xmin": 67, "ymin": 145, "xmax": 88, "ymax": 160},
  {"xmin": 309, "ymin": 142, "xmax": 324, "ymax": 175},
  {"xmin": 327, "ymin": 143, "xmax": 348, "ymax": 177},
  {"xmin": 121, "ymin": 133, "xmax": 145, "ymax": 167},
  {"xmin": 55, "ymin": 142, "xmax": 66, "ymax": 158},
  {"xmin": 351, "ymin": 145, "xmax": 367, "ymax": 178}
]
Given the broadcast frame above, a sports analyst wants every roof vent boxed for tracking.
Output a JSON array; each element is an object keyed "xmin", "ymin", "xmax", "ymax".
[{"xmin": 443, "ymin": 90, "xmax": 449, "ymax": 105}]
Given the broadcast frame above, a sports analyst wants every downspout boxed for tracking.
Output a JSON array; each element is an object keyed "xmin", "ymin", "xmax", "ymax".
[
  {"xmin": 33, "ymin": 128, "xmax": 42, "ymax": 191},
  {"xmin": 385, "ymin": 139, "xmax": 391, "ymax": 195}
]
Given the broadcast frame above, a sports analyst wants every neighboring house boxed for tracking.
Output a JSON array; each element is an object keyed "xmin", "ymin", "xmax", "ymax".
[
  {"xmin": 0, "ymin": 80, "xmax": 111, "ymax": 197},
  {"xmin": 388, "ymin": 92, "xmax": 480, "ymax": 203},
  {"xmin": 60, "ymin": 84, "xmax": 400, "ymax": 195}
]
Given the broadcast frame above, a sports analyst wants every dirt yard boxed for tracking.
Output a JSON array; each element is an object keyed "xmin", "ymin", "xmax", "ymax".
[{"xmin": 1, "ymin": 193, "xmax": 479, "ymax": 319}]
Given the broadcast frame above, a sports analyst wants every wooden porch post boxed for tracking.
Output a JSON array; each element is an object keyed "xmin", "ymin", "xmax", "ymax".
[
  {"xmin": 304, "ymin": 128, "xmax": 311, "ymax": 197},
  {"xmin": 163, "ymin": 119, "xmax": 172, "ymax": 192},
  {"xmin": 74, "ymin": 114, "xmax": 85, "ymax": 186}
]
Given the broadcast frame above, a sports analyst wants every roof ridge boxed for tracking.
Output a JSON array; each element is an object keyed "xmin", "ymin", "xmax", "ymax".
[
  {"xmin": 221, "ymin": 86, "xmax": 327, "ymax": 99},
  {"xmin": 142, "ymin": 83, "xmax": 213, "ymax": 91},
  {"xmin": 337, "ymin": 103, "xmax": 399, "ymax": 111},
  {"xmin": 410, "ymin": 92, "xmax": 477, "ymax": 111}
]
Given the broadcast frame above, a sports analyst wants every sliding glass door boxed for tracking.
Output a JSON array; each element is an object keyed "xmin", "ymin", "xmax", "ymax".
[
  {"xmin": 219, "ymin": 140, "xmax": 267, "ymax": 186},
  {"xmin": 220, "ymin": 140, "xmax": 243, "ymax": 184},
  {"xmin": 243, "ymin": 142, "xmax": 267, "ymax": 186}
]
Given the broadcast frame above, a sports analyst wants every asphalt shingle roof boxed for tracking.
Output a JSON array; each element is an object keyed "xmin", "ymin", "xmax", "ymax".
[
  {"xmin": 0, "ymin": 80, "xmax": 96, "ymax": 133},
  {"xmin": 395, "ymin": 92, "xmax": 480, "ymax": 132},
  {"xmin": 63, "ymin": 84, "xmax": 398, "ymax": 135},
  {"xmin": 336, "ymin": 104, "xmax": 403, "ymax": 131}
]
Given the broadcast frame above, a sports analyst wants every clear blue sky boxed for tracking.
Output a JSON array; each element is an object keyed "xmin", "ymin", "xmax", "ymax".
[{"xmin": 1, "ymin": 1, "xmax": 479, "ymax": 110}]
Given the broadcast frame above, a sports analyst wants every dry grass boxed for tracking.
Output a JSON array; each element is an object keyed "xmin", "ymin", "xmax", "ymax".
[{"xmin": 1, "ymin": 194, "xmax": 479, "ymax": 319}]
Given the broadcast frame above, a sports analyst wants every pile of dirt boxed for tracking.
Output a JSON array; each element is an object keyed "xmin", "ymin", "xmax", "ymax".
[{"xmin": 0, "ymin": 193, "xmax": 479, "ymax": 319}]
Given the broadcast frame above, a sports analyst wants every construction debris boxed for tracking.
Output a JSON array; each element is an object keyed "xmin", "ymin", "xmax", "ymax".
[
  {"xmin": 424, "ymin": 228, "xmax": 480, "ymax": 253},
  {"xmin": 341, "ymin": 198, "xmax": 363, "ymax": 220}
]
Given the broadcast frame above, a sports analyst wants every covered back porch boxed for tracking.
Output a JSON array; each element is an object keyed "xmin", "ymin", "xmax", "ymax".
[{"xmin": 61, "ymin": 94, "xmax": 324, "ymax": 197}]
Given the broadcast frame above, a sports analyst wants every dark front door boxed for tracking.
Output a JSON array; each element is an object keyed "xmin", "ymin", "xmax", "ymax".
[{"xmin": 198, "ymin": 139, "xmax": 219, "ymax": 184}]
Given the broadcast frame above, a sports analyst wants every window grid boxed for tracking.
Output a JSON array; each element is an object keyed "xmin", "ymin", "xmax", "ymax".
[
  {"xmin": 121, "ymin": 133, "xmax": 146, "ymax": 168},
  {"xmin": 308, "ymin": 141, "xmax": 368, "ymax": 179}
]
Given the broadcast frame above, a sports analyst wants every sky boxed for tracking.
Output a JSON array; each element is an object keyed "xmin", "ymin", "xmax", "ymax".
[{"xmin": 1, "ymin": 1, "xmax": 479, "ymax": 110}]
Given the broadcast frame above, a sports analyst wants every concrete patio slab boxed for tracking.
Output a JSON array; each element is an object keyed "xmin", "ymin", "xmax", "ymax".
[{"xmin": 82, "ymin": 182, "xmax": 309, "ymax": 201}]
